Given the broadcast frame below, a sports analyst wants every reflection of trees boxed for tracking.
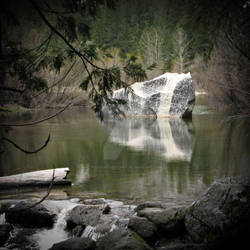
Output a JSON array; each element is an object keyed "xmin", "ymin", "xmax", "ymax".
[
  {"xmin": 2, "ymin": 109, "xmax": 249, "ymax": 202},
  {"xmin": 190, "ymin": 117, "xmax": 250, "ymax": 186}
]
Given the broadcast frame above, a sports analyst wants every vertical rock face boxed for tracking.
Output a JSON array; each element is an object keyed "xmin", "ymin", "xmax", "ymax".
[{"xmin": 110, "ymin": 72, "xmax": 195, "ymax": 118}]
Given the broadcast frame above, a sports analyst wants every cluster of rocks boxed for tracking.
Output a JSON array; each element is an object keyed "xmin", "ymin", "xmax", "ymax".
[{"xmin": 0, "ymin": 176, "xmax": 249, "ymax": 250}]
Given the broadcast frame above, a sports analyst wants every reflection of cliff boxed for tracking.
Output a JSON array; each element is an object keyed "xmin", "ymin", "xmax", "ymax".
[{"xmin": 104, "ymin": 118, "xmax": 194, "ymax": 161}]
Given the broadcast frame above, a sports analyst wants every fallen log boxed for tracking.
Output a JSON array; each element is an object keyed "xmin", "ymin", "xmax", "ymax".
[{"xmin": 0, "ymin": 168, "xmax": 71, "ymax": 189}]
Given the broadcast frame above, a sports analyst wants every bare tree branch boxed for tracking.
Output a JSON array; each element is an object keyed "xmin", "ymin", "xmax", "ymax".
[
  {"xmin": 0, "ymin": 102, "xmax": 72, "ymax": 126},
  {"xmin": 28, "ymin": 166, "xmax": 56, "ymax": 209},
  {"xmin": 0, "ymin": 87, "xmax": 24, "ymax": 93},
  {"xmin": 2, "ymin": 134, "xmax": 50, "ymax": 154}
]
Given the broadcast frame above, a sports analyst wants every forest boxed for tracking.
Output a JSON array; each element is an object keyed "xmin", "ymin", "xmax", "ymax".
[
  {"xmin": 0, "ymin": 1, "xmax": 250, "ymax": 249},
  {"xmin": 0, "ymin": 0, "xmax": 249, "ymax": 117}
]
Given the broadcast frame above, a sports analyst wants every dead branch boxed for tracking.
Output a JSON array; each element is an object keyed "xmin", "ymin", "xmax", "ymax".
[
  {"xmin": 28, "ymin": 166, "xmax": 56, "ymax": 209},
  {"xmin": 2, "ymin": 134, "xmax": 50, "ymax": 154},
  {"xmin": 0, "ymin": 102, "xmax": 72, "ymax": 127}
]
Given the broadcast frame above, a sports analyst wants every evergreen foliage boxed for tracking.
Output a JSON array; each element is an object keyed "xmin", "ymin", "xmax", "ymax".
[{"xmin": 0, "ymin": 0, "xmax": 249, "ymax": 114}]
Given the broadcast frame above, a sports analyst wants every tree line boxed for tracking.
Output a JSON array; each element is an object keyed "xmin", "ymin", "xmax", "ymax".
[{"xmin": 0, "ymin": 0, "xmax": 249, "ymax": 115}]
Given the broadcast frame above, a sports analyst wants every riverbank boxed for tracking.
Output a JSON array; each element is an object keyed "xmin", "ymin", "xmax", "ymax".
[{"xmin": 0, "ymin": 176, "xmax": 249, "ymax": 250}]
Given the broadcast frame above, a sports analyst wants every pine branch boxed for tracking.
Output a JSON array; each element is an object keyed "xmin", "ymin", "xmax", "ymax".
[{"xmin": 29, "ymin": 0, "xmax": 104, "ymax": 70}]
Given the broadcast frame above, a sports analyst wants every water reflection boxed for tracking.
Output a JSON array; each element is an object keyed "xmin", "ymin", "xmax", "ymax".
[
  {"xmin": 0, "ymin": 108, "xmax": 250, "ymax": 204},
  {"xmin": 104, "ymin": 118, "xmax": 194, "ymax": 162}
]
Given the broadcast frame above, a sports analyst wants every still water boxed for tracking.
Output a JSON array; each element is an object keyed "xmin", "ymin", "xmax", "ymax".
[{"xmin": 1, "ymin": 99, "xmax": 250, "ymax": 204}]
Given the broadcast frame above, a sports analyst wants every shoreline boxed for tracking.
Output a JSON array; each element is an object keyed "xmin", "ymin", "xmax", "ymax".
[{"xmin": 0, "ymin": 176, "xmax": 249, "ymax": 250}]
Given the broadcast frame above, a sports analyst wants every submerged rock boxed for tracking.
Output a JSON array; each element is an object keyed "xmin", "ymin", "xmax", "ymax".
[
  {"xmin": 48, "ymin": 237, "xmax": 96, "ymax": 250},
  {"xmin": 185, "ymin": 176, "xmax": 250, "ymax": 248},
  {"xmin": 105, "ymin": 72, "xmax": 195, "ymax": 118}
]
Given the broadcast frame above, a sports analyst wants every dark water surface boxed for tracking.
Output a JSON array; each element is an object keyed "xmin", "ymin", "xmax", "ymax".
[{"xmin": 1, "ymin": 98, "xmax": 250, "ymax": 204}]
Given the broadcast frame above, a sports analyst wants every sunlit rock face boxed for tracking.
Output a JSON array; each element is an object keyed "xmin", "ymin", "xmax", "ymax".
[{"xmin": 111, "ymin": 72, "xmax": 195, "ymax": 118}]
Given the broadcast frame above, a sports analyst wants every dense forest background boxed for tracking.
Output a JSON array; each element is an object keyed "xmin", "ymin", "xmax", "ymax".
[{"xmin": 0, "ymin": 0, "xmax": 249, "ymax": 115}]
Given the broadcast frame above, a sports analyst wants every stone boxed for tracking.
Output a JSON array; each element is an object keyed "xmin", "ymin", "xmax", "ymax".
[
  {"xmin": 48, "ymin": 237, "xmax": 95, "ymax": 250},
  {"xmin": 137, "ymin": 207, "xmax": 186, "ymax": 233},
  {"xmin": 96, "ymin": 228, "xmax": 153, "ymax": 250},
  {"xmin": 105, "ymin": 72, "xmax": 195, "ymax": 118},
  {"xmin": 5, "ymin": 201, "xmax": 56, "ymax": 228},
  {"xmin": 83, "ymin": 198, "xmax": 107, "ymax": 205},
  {"xmin": 135, "ymin": 201, "xmax": 167, "ymax": 213},
  {"xmin": 0, "ymin": 224, "xmax": 12, "ymax": 246},
  {"xmin": 185, "ymin": 176, "xmax": 250, "ymax": 248},
  {"xmin": 66, "ymin": 204, "xmax": 110, "ymax": 229},
  {"xmin": 128, "ymin": 216, "xmax": 157, "ymax": 243},
  {"xmin": 72, "ymin": 225, "xmax": 85, "ymax": 237},
  {"xmin": 6, "ymin": 227, "xmax": 38, "ymax": 249}
]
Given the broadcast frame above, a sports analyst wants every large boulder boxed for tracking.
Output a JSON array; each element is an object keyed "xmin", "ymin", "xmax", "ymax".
[
  {"xmin": 185, "ymin": 176, "xmax": 250, "ymax": 248},
  {"xmin": 4, "ymin": 201, "xmax": 57, "ymax": 228},
  {"xmin": 105, "ymin": 72, "xmax": 195, "ymax": 118}
]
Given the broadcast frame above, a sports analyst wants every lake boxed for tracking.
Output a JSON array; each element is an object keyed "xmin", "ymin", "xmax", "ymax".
[{"xmin": 1, "ymin": 96, "xmax": 250, "ymax": 204}]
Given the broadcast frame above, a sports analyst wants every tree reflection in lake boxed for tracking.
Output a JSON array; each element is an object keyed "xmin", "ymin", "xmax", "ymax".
[{"xmin": 0, "ymin": 108, "xmax": 249, "ymax": 204}]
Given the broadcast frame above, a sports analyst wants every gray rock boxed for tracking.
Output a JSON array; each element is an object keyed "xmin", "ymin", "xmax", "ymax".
[
  {"xmin": 0, "ymin": 224, "xmax": 12, "ymax": 246},
  {"xmin": 48, "ymin": 237, "xmax": 95, "ymax": 250},
  {"xmin": 105, "ymin": 72, "xmax": 195, "ymax": 118},
  {"xmin": 66, "ymin": 204, "xmax": 110, "ymax": 229},
  {"xmin": 5, "ymin": 201, "xmax": 56, "ymax": 228},
  {"xmin": 135, "ymin": 201, "xmax": 167, "ymax": 213},
  {"xmin": 83, "ymin": 198, "xmax": 107, "ymax": 205},
  {"xmin": 185, "ymin": 176, "xmax": 250, "ymax": 248},
  {"xmin": 156, "ymin": 241, "xmax": 202, "ymax": 250},
  {"xmin": 96, "ymin": 228, "xmax": 153, "ymax": 250},
  {"xmin": 6, "ymin": 227, "xmax": 38, "ymax": 249},
  {"xmin": 128, "ymin": 216, "xmax": 157, "ymax": 243},
  {"xmin": 138, "ymin": 207, "xmax": 186, "ymax": 233}
]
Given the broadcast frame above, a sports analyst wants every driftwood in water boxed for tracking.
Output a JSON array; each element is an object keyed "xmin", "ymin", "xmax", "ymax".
[{"xmin": 0, "ymin": 168, "xmax": 71, "ymax": 189}]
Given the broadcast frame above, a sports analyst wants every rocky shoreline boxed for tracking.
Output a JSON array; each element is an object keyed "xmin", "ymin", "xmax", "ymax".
[{"xmin": 0, "ymin": 176, "xmax": 249, "ymax": 250}]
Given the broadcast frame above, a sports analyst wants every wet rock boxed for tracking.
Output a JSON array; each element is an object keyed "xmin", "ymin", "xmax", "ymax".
[
  {"xmin": 0, "ymin": 224, "xmax": 13, "ymax": 246},
  {"xmin": 48, "ymin": 237, "xmax": 95, "ymax": 250},
  {"xmin": 155, "ymin": 240, "xmax": 202, "ymax": 250},
  {"xmin": 72, "ymin": 225, "xmax": 85, "ymax": 237},
  {"xmin": 83, "ymin": 198, "xmax": 107, "ymax": 205},
  {"xmin": 128, "ymin": 216, "xmax": 157, "ymax": 243},
  {"xmin": 138, "ymin": 206, "xmax": 186, "ymax": 233},
  {"xmin": 6, "ymin": 227, "xmax": 38, "ymax": 249},
  {"xmin": 135, "ymin": 201, "xmax": 167, "ymax": 213},
  {"xmin": 96, "ymin": 228, "xmax": 153, "ymax": 250},
  {"xmin": 5, "ymin": 201, "xmax": 56, "ymax": 228},
  {"xmin": 66, "ymin": 204, "xmax": 110, "ymax": 229},
  {"xmin": 185, "ymin": 176, "xmax": 250, "ymax": 248}
]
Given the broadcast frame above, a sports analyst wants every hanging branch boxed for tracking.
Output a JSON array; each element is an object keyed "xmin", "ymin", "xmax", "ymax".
[
  {"xmin": 33, "ymin": 60, "xmax": 77, "ymax": 99},
  {"xmin": 0, "ymin": 102, "xmax": 72, "ymax": 127},
  {"xmin": 2, "ymin": 134, "xmax": 50, "ymax": 154},
  {"xmin": 29, "ymin": 0, "xmax": 104, "ymax": 71},
  {"xmin": 28, "ymin": 166, "xmax": 56, "ymax": 209}
]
